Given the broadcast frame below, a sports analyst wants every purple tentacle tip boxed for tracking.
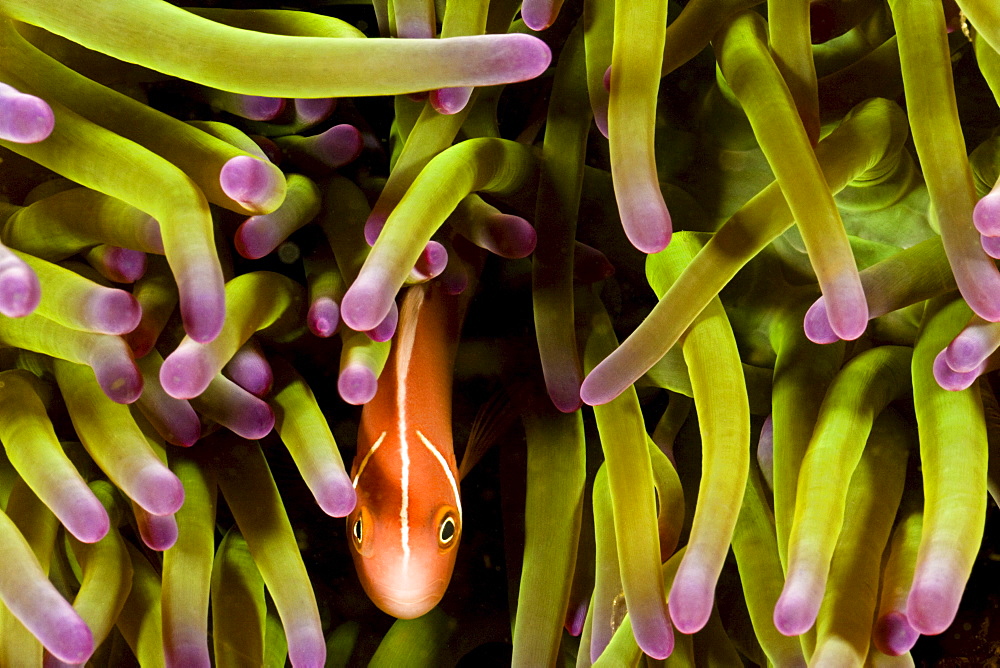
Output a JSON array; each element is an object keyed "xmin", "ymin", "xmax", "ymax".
[
  {"xmin": 579, "ymin": 366, "xmax": 617, "ymax": 407},
  {"xmin": 564, "ymin": 602, "xmax": 588, "ymax": 637},
  {"xmin": 803, "ymin": 297, "xmax": 840, "ymax": 344},
  {"xmin": 500, "ymin": 33, "xmax": 553, "ymax": 80},
  {"xmin": 167, "ymin": 415, "xmax": 203, "ymax": 448},
  {"xmin": 943, "ymin": 326, "xmax": 991, "ymax": 374},
  {"xmin": 220, "ymin": 155, "xmax": 285, "ymax": 211},
  {"xmin": 286, "ymin": 625, "xmax": 327, "ymax": 668},
  {"xmin": 520, "ymin": 0, "xmax": 557, "ymax": 31},
  {"xmin": 314, "ymin": 475, "xmax": 357, "ymax": 517},
  {"xmin": 960, "ymin": 258, "xmax": 1000, "ymax": 323},
  {"xmin": 294, "ymin": 98, "xmax": 336, "ymax": 124},
  {"xmin": 623, "ymin": 206, "xmax": 671, "ymax": 254},
  {"xmin": 44, "ymin": 614, "xmax": 94, "ymax": 665},
  {"xmin": 136, "ymin": 509, "xmax": 179, "ymax": 551},
  {"xmin": 823, "ymin": 276, "xmax": 869, "ymax": 341},
  {"xmin": 0, "ymin": 260, "xmax": 41, "ymax": 317},
  {"xmin": 632, "ymin": 615, "xmax": 674, "ymax": 660},
  {"xmin": 234, "ymin": 216, "xmax": 282, "ymax": 260},
  {"xmin": 484, "ymin": 214, "xmax": 536, "ymax": 259},
  {"xmin": 90, "ymin": 291, "xmax": 142, "ymax": 335},
  {"xmin": 64, "ymin": 493, "xmax": 111, "ymax": 544},
  {"xmin": 231, "ymin": 398, "xmax": 275, "ymax": 440},
  {"xmin": 541, "ymin": 361, "xmax": 582, "ymax": 413},
  {"xmin": 933, "ymin": 348, "xmax": 983, "ymax": 391},
  {"xmin": 411, "ymin": 241, "xmax": 449, "ymax": 282},
  {"xmin": 757, "ymin": 414, "xmax": 775, "ymax": 490},
  {"xmin": 238, "ymin": 96, "xmax": 286, "ymax": 121},
  {"xmin": 179, "ymin": 285, "xmax": 225, "ymax": 344},
  {"xmin": 974, "ymin": 192, "xmax": 1000, "ymax": 237},
  {"xmin": 136, "ymin": 464, "xmax": 185, "ymax": 517},
  {"xmin": 594, "ymin": 109, "xmax": 609, "ymax": 139},
  {"xmin": 338, "ymin": 364, "xmax": 378, "ymax": 405},
  {"xmin": 138, "ymin": 394, "xmax": 202, "ymax": 446},
  {"xmin": 160, "ymin": 347, "xmax": 213, "ymax": 399},
  {"xmin": 93, "ymin": 358, "xmax": 143, "ymax": 405},
  {"xmin": 982, "ymin": 233, "xmax": 1000, "ymax": 259},
  {"xmin": 907, "ymin": 576, "xmax": 962, "ymax": 635},
  {"xmin": 874, "ymin": 611, "xmax": 920, "ymax": 656},
  {"xmin": 830, "ymin": 311, "xmax": 868, "ymax": 341},
  {"xmin": 225, "ymin": 349, "xmax": 273, "ymax": 398},
  {"xmin": 365, "ymin": 302, "xmax": 398, "ymax": 343},
  {"xmin": 773, "ymin": 575, "xmax": 822, "ymax": 636},
  {"xmin": 341, "ymin": 278, "xmax": 393, "ymax": 333},
  {"xmin": 668, "ymin": 566, "xmax": 714, "ymax": 634},
  {"xmin": 314, "ymin": 124, "xmax": 364, "ymax": 169},
  {"xmin": 364, "ymin": 212, "xmax": 388, "ymax": 246},
  {"xmin": 100, "ymin": 247, "xmax": 147, "ymax": 283},
  {"xmin": 0, "ymin": 83, "xmax": 55, "ymax": 144},
  {"xmin": 165, "ymin": 645, "xmax": 211, "ymax": 668},
  {"xmin": 548, "ymin": 381, "xmax": 582, "ymax": 414},
  {"xmin": 308, "ymin": 297, "xmax": 340, "ymax": 338},
  {"xmin": 429, "ymin": 87, "xmax": 474, "ymax": 116}
]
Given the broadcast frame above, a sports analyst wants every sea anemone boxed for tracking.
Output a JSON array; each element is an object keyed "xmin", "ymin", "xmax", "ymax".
[{"xmin": 2, "ymin": 0, "xmax": 1000, "ymax": 665}]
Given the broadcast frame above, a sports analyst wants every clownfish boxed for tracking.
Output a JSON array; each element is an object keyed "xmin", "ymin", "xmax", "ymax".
[{"xmin": 347, "ymin": 280, "xmax": 466, "ymax": 619}]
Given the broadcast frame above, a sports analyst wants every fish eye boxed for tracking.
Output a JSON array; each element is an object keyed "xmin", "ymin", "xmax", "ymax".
[
  {"xmin": 439, "ymin": 515, "xmax": 457, "ymax": 547},
  {"xmin": 352, "ymin": 516, "xmax": 363, "ymax": 545},
  {"xmin": 349, "ymin": 507, "xmax": 375, "ymax": 557}
]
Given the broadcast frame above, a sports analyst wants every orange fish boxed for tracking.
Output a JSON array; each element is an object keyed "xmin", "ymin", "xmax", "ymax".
[{"xmin": 347, "ymin": 281, "xmax": 465, "ymax": 619}]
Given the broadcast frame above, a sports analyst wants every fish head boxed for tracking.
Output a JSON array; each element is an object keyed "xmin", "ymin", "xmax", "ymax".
[{"xmin": 348, "ymin": 429, "xmax": 462, "ymax": 619}]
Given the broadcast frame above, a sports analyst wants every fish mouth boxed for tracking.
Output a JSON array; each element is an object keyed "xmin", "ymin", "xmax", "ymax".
[{"xmin": 374, "ymin": 580, "xmax": 446, "ymax": 619}]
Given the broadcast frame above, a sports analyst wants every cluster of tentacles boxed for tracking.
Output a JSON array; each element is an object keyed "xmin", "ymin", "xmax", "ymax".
[{"xmin": 3, "ymin": 0, "xmax": 1000, "ymax": 665}]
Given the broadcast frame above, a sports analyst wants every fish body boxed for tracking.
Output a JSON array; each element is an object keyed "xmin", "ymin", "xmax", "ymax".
[{"xmin": 348, "ymin": 281, "xmax": 464, "ymax": 619}]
